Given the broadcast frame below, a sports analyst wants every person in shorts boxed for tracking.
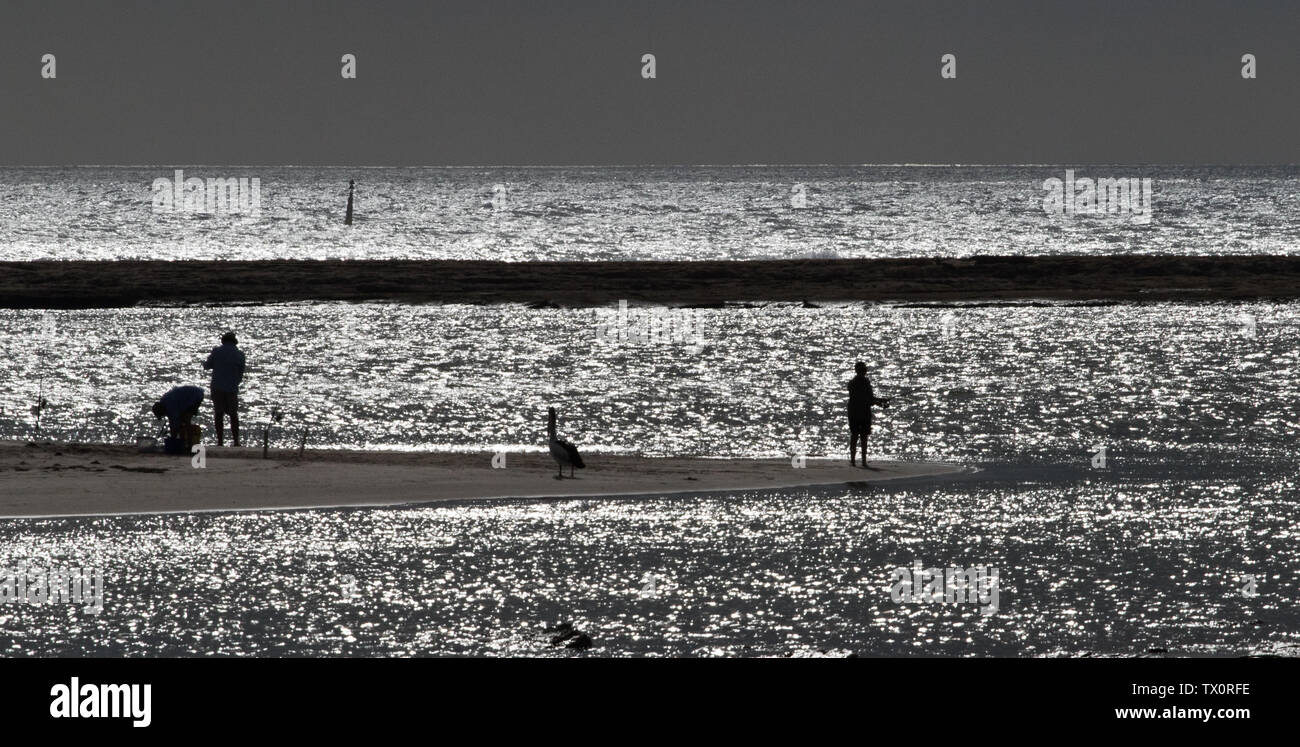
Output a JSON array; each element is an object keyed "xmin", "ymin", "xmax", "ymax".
[
  {"xmin": 203, "ymin": 331, "xmax": 246, "ymax": 447},
  {"xmin": 847, "ymin": 361, "xmax": 889, "ymax": 467}
]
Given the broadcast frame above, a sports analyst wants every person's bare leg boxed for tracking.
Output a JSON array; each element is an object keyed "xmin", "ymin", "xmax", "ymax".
[
  {"xmin": 859, "ymin": 431, "xmax": 870, "ymax": 467},
  {"xmin": 849, "ymin": 431, "xmax": 858, "ymax": 466},
  {"xmin": 215, "ymin": 409, "xmax": 225, "ymax": 447},
  {"xmin": 230, "ymin": 409, "xmax": 240, "ymax": 447}
]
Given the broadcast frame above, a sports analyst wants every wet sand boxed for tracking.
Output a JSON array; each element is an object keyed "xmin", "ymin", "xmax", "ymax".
[
  {"xmin": 4, "ymin": 255, "xmax": 1300, "ymax": 308},
  {"xmin": 0, "ymin": 441, "xmax": 966, "ymax": 518}
]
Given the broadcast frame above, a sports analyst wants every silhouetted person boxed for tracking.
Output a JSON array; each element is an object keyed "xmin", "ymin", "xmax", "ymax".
[
  {"xmin": 847, "ymin": 361, "xmax": 889, "ymax": 467},
  {"xmin": 345, "ymin": 180, "xmax": 354, "ymax": 225},
  {"xmin": 152, "ymin": 385, "xmax": 204, "ymax": 439},
  {"xmin": 204, "ymin": 331, "xmax": 246, "ymax": 447}
]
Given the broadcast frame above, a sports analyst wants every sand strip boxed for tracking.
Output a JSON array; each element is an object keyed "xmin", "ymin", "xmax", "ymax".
[{"xmin": 0, "ymin": 441, "xmax": 966, "ymax": 518}]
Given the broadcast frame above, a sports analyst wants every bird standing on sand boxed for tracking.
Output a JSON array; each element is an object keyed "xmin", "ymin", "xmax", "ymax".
[{"xmin": 547, "ymin": 407, "xmax": 584, "ymax": 479}]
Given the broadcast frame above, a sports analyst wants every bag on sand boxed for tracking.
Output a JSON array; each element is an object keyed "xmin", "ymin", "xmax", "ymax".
[{"xmin": 164, "ymin": 425, "xmax": 202, "ymax": 455}]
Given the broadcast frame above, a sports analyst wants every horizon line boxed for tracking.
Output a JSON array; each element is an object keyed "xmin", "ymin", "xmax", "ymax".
[{"xmin": 3, "ymin": 162, "xmax": 1300, "ymax": 169}]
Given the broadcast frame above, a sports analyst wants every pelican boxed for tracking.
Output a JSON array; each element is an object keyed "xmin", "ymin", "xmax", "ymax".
[{"xmin": 547, "ymin": 407, "xmax": 584, "ymax": 479}]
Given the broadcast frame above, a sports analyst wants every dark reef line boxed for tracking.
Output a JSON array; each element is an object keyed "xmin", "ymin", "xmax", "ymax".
[{"xmin": 3, "ymin": 255, "xmax": 1299, "ymax": 308}]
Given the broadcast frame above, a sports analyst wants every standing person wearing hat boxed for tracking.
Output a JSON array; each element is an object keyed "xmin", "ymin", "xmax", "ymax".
[{"xmin": 203, "ymin": 331, "xmax": 247, "ymax": 447}]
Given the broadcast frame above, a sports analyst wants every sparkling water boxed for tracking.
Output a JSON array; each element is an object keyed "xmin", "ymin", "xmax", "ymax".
[
  {"xmin": 0, "ymin": 301, "xmax": 1295, "ymax": 656},
  {"xmin": 3, "ymin": 165, "xmax": 1299, "ymax": 261}
]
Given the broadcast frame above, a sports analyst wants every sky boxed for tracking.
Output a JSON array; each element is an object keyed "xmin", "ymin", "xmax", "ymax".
[{"xmin": 1, "ymin": 0, "xmax": 1297, "ymax": 165}]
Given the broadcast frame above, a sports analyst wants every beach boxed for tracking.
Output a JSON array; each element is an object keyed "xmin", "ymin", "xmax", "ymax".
[
  {"xmin": 6, "ymin": 255, "xmax": 1300, "ymax": 308},
  {"xmin": 0, "ymin": 440, "xmax": 966, "ymax": 518}
]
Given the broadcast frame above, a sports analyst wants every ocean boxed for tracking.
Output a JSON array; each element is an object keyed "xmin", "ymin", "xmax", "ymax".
[
  {"xmin": 3, "ymin": 301, "xmax": 1296, "ymax": 460},
  {"xmin": 1, "ymin": 300, "xmax": 1296, "ymax": 656},
  {"xmin": 1, "ymin": 165, "xmax": 1297, "ymax": 656},
  {"xmin": 2, "ymin": 165, "xmax": 1299, "ymax": 261}
]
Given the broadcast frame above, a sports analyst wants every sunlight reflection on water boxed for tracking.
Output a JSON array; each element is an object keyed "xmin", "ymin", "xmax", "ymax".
[
  {"xmin": 5, "ymin": 165, "xmax": 1300, "ymax": 261},
  {"xmin": 2, "ymin": 302, "xmax": 1297, "ymax": 468},
  {"xmin": 0, "ymin": 472, "xmax": 1293, "ymax": 657},
  {"xmin": 1, "ymin": 300, "xmax": 1297, "ymax": 656}
]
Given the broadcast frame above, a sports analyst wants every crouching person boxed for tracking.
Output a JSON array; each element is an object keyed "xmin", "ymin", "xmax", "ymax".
[{"xmin": 152, "ymin": 385, "xmax": 204, "ymax": 453}]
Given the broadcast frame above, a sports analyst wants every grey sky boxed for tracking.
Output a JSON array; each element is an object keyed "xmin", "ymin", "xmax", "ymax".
[{"xmin": 1, "ymin": 0, "xmax": 1296, "ymax": 165}]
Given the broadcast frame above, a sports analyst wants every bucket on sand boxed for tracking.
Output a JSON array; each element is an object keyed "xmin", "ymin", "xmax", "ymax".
[{"xmin": 163, "ymin": 424, "xmax": 202, "ymax": 455}]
